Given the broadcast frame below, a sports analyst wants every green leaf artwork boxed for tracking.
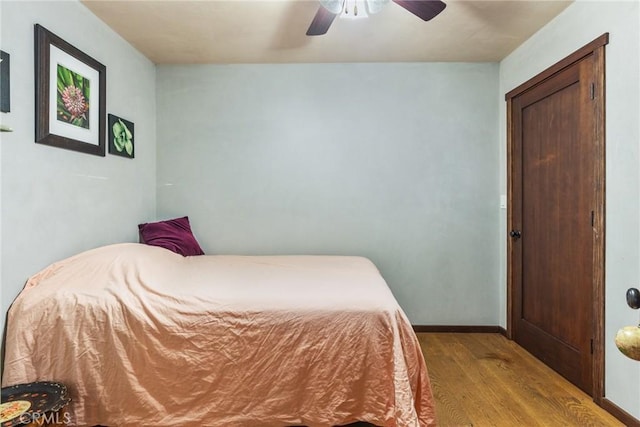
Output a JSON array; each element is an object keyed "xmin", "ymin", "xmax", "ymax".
[
  {"xmin": 108, "ymin": 114, "xmax": 135, "ymax": 159},
  {"xmin": 56, "ymin": 64, "xmax": 90, "ymax": 129},
  {"xmin": 112, "ymin": 119, "xmax": 133, "ymax": 155}
]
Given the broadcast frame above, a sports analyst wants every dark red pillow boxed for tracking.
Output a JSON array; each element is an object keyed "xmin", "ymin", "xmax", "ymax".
[{"xmin": 138, "ymin": 216, "xmax": 205, "ymax": 256}]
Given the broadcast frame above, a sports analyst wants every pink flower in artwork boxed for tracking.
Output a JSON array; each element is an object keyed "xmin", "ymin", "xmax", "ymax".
[{"xmin": 61, "ymin": 85, "xmax": 87, "ymax": 120}]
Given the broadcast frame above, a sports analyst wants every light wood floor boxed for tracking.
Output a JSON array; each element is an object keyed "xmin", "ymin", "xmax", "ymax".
[{"xmin": 417, "ymin": 333, "xmax": 623, "ymax": 427}]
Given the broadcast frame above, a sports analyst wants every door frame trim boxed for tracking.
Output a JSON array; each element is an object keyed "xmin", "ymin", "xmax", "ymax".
[{"xmin": 505, "ymin": 33, "xmax": 608, "ymax": 402}]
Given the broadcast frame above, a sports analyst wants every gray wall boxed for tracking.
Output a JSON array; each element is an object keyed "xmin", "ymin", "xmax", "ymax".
[
  {"xmin": 0, "ymin": 1, "xmax": 157, "ymax": 340},
  {"xmin": 157, "ymin": 63, "xmax": 500, "ymax": 325},
  {"xmin": 499, "ymin": 0, "xmax": 640, "ymax": 418}
]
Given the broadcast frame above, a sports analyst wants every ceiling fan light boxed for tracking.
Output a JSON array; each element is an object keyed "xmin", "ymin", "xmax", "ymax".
[
  {"xmin": 320, "ymin": 0, "xmax": 390, "ymax": 19},
  {"xmin": 365, "ymin": 0, "xmax": 390, "ymax": 14},
  {"xmin": 319, "ymin": 0, "xmax": 343, "ymax": 14},
  {"xmin": 341, "ymin": 0, "xmax": 369, "ymax": 19}
]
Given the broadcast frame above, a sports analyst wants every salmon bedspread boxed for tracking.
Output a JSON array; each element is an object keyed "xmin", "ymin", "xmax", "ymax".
[{"xmin": 2, "ymin": 243, "xmax": 436, "ymax": 426}]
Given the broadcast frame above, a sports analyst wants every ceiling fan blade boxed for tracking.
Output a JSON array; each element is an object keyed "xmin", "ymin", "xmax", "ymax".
[
  {"xmin": 392, "ymin": 0, "xmax": 446, "ymax": 21},
  {"xmin": 306, "ymin": 5, "xmax": 338, "ymax": 36}
]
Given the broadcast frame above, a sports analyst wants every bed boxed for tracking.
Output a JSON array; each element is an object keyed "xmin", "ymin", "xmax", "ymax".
[{"xmin": 2, "ymin": 243, "xmax": 436, "ymax": 426}]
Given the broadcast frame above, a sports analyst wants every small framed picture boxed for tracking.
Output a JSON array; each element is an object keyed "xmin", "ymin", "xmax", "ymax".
[
  {"xmin": 34, "ymin": 24, "xmax": 106, "ymax": 156},
  {"xmin": 1, "ymin": 50, "xmax": 10, "ymax": 113},
  {"xmin": 108, "ymin": 114, "xmax": 134, "ymax": 159}
]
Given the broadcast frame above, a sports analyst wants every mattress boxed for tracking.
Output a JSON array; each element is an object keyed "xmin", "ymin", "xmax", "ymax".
[{"xmin": 2, "ymin": 243, "xmax": 436, "ymax": 426}]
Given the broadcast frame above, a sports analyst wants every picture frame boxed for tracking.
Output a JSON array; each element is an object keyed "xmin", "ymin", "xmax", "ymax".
[
  {"xmin": 108, "ymin": 114, "xmax": 134, "ymax": 159},
  {"xmin": 1, "ymin": 50, "xmax": 10, "ymax": 113},
  {"xmin": 35, "ymin": 24, "xmax": 106, "ymax": 156}
]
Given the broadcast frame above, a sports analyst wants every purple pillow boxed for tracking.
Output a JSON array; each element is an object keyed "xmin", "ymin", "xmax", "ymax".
[{"xmin": 138, "ymin": 216, "xmax": 205, "ymax": 256}]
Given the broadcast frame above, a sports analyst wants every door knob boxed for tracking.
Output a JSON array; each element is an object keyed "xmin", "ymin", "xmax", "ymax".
[
  {"xmin": 626, "ymin": 288, "xmax": 640, "ymax": 309},
  {"xmin": 616, "ymin": 288, "xmax": 640, "ymax": 361},
  {"xmin": 509, "ymin": 230, "xmax": 522, "ymax": 239}
]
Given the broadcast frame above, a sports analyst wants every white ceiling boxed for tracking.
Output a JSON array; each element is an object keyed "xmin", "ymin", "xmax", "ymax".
[{"xmin": 81, "ymin": 0, "xmax": 573, "ymax": 64}]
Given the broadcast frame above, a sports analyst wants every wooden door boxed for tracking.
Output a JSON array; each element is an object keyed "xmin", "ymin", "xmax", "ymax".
[{"xmin": 507, "ymin": 35, "xmax": 607, "ymax": 397}]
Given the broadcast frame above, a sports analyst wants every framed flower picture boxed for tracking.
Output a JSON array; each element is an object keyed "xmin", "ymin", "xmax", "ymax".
[
  {"xmin": 108, "ymin": 114, "xmax": 134, "ymax": 159},
  {"xmin": 34, "ymin": 24, "xmax": 106, "ymax": 156}
]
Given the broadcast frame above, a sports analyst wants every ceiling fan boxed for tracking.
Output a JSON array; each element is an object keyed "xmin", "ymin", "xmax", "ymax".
[{"xmin": 306, "ymin": 0, "xmax": 447, "ymax": 36}]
